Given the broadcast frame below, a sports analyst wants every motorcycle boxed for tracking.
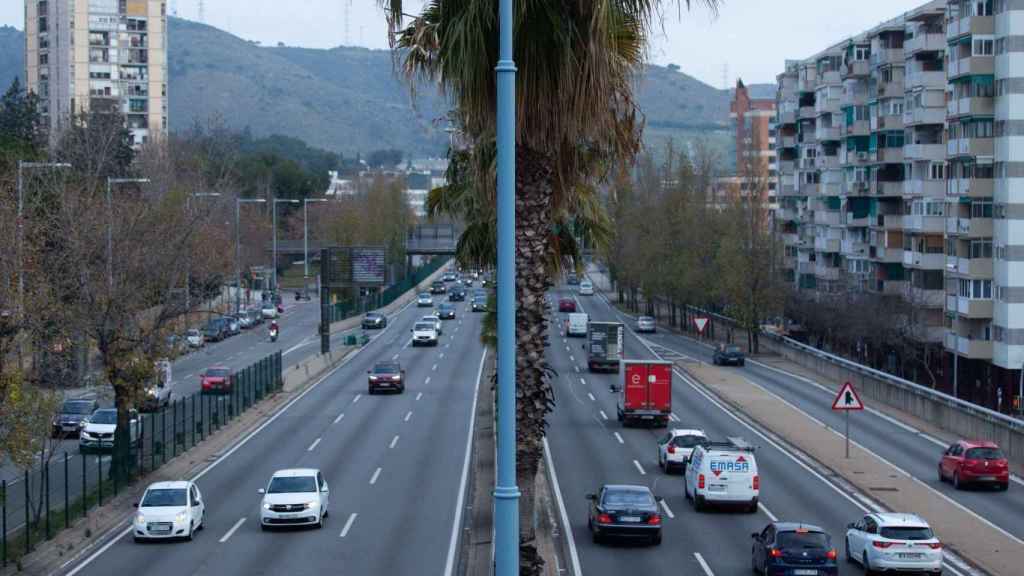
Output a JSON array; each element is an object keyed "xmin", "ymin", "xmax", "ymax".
[
  {"xmin": 269, "ymin": 327, "xmax": 279, "ymax": 342},
  {"xmin": 295, "ymin": 291, "xmax": 302, "ymax": 301}
]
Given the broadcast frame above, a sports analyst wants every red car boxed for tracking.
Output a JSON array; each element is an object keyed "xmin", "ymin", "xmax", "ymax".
[
  {"xmin": 938, "ymin": 439, "xmax": 1009, "ymax": 491},
  {"xmin": 200, "ymin": 366, "xmax": 233, "ymax": 395},
  {"xmin": 558, "ymin": 298, "xmax": 577, "ymax": 313}
]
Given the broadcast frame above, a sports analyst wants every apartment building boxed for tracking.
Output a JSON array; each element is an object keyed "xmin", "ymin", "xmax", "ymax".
[
  {"xmin": 775, "ymin": 0, "xmax": 1024, "ymax": 408},
  {"xmin": 24, "ymin": 0, "xmax": 167, "ymax": 147},
  {"xmin": 729, "ymin": 79, "xmax": 778, "ymax": 205}
]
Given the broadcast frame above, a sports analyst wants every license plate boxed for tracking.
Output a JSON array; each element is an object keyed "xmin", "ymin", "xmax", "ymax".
[
  {"xmin": 707, "ymin": 485, "xmax": 726, "ymax": 492},
  {"xmin": 641, "ymin": 415, "xmax": 654, "ymax": 420},
  {"xmin": 977, "ymin": 476, "xmax": 996, "ymax": 481},
  {"xmin": 63, "ymin": 425, "xmax": 78, "ymax": 430},
  {"xmin": 794, "ymin": 570, "xmax": 817, "ymax": 576},
  {"xmin": 279, "ymin": 513, "xmax": 300, "ymax": 519},
  {"xmin": 897, "ymin": 553, "xmax": 923, "ymax": 559},
  {"xmin": 618, "ymin": 516, "xmax": 641, "ymax": 523}
]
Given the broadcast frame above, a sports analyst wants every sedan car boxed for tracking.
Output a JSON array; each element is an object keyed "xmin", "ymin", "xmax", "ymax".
[
  {"xmin": 712, "ymin": 343, "xmax": 745, "ymax": 366},
  {"xmin": 471, "ymin": 297, "xmax": 487, "ymax": 312},
  {"xmin": 656, "ymin": 428, "xmax": 708, "ymax": 474},
  {"xmin": 52, "ymin": 399, "xmax": 99, "ymax": 438},
  {"xmin": 567, "ymin": 273, "xmax": 579, "ymax": 285},
  {"xmin": 437, "ymin": 303, "xmax": 456, "ymax": 320},
  {"xmin": 845, "ymin": 513, "xmax": 942, "ymax": 575},
  {"xmin": 185, "ymin": 328, "xmax": 205, "ymax": 348},
  {"xmin": 411, "ymin": 322, "xmax": 440, "ymax": 346},
  {"xmin": 430, "ymin": 281, "xmax": 447, "ymax": 295},
  {"xmin": 133, "ymin": 481, "xmax": 205, "ymax": 542},
  {"xmin": 558, "ymin": 298, "xmax": 577, "ymax": 313},
  {"xmin": 261, "ymin": 302, "xmax": 279, "ymax": 319},
  {"xmin": 417, "ymin": 292, "xmax": 434, "ymax": 307},
  {"xmin": 579, "ymin": 280, "xmax": 594, "ymax": 295},
  {"xmin": 636, "ymin": 316, "xmax": 656, "ymax": 333},
  {"xmin": 442, "ymin": 272, "xmax": 456, "ymax": 282},
  {"xmin": 368, "ymin": 361, "xmax": 405, "ymax": 394},
  {"xmin": 234, "ymin": 313, "xmax": 253, "ymax": 330},
  {"xmin": 448, "ymin": 288, "xmax": 466, "ymax": 302},
  {"xmin": 79, "ymin": 408, "xmax": 139, "ymax": 453},
  {"xmin": 587, "ymin": 484, "xmax": 662, "ymax": 545},
  {"xmin": 259, "ymin": 469, "xmax": 329, "ymax": 530},
  {"xmin": 202, "ymin": 318, "xmax": 229, "ymax": 342},
  {"xmin": 421, "ymin": 315, "xmax": 443, "ymax": 334},
  {"xmin": 751, "ymin": 522, "xmax": 838, "ymax": 576},
  {"xmin": 223, "ymin": 316, "xmax": 241, "ymax": 336},
  {"xmin": 200, "ymin": 366, "xmax": 233, "ymax": 395},
  {"xmin": 939, "ymin": 440, "xmax": 1009, "ymax": 490},
  {"xmin": 362, "ymin": 312, "xmax": 388, "ymax": 329}
]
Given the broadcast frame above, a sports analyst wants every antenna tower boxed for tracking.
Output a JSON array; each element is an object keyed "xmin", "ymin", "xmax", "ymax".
[
  {"xmin": 344, "ymin": 0, "xmax": 353, "ymax": 45},
  {"xmin": 198, "ymin": 0, "xmax": 206, "ymax": 23}
]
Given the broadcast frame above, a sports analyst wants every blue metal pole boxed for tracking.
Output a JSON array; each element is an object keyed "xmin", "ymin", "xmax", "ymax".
[{"xmin": 494, "ymin": 0, "xmax": 519, "ymax": 573}]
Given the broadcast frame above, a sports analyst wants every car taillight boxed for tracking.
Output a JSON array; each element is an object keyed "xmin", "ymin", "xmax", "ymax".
[
  {"xmin": 667, "ymin": 445, "xmax": 676, "ymax": 454},
  {"xmin": 646, "ymin": 514, "xmax": 661, "ymax": 525},
  {"xmin": 872, "ymin": 541, "xmax": 894, "ymax": 549},
  {"xmin": 698, "ymin": 474, "xmax": 705, "ymax": 489},
  {"xmin": 597, "ymin": 513, "xmax": 613, "ymax": 524},
  {"xmin": 926, "ymin": 542, "xmax": 942, "ymax": 550},
  {"xmin": 826, "ymin": 549, "xmax": 837, "ymax": 560},
  {"xmin": 965, "ymin": 459, "xmax": 980, "ymax": 468},
  {"xmin": 769, "ymin": 548, "xmax": 782, "ymax": 558},
  {"xmin": 752, "ymin": 475, "xmax": 760, "ymax": 491}
]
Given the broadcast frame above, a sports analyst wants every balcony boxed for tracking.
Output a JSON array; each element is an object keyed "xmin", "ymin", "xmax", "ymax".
[
  {"xmin": 780, "ymin": 135, "xmax": 796, "ymax": 148},
  {"xmin": 846, "ymin": 212, "xmax": 870, "ymax": 227},
  {"xmin": 797, "ymin": 261, "xmax": 815, "ymax": 275},
  {"xmin": 957, "ymin": 257, "xmax": 993, "ymax": 277},
  {"xmin": 948, "ymin": 178, "xmax": 993, "ymax": 198},
  {"xmin": 876, "ymin": 213, "xmax": 902, "ymax": 230},
  {"xmin": 958, "ymin": 217, "xmax": 993, "ymax": 238},
  {"xmin": 814, "ymin": 210, "xmax": 842, "ymax": 226},
  {"xmin": 816, "ymin": 126, "xmax": 841, "ymax": 141},
  {"xmin": 877, "ymin": 114, "xmax": 904, "ymax": 131},
  {"xmin": 876, "ymin": 147, "xmax": 904, "ymax": 163},
  {"xmin": 948, "ymin": 137, "xmax": 994, "ymax": 158},
  {"xmin": 904, "ymin": 251, "xmax": 945, "ymax": 269},
  {"xmin": 841, "ymin": 239, "xmax": 869, "ymax": 257},
  {"xmin": 847, "ymin": 180, "xmax": 870, "ymax": 195},
  {"xmin": 876, "ymin": 81, "xmax": 905, "ymax": 100},
  {"xmin": 842, "ymin": 60, "xmax": 870, "ymax": 79},
  {"xmin": 782, "ymin": 232, "xmax": 800, "ymax": 246},
  {"xmin": 778, "ymin": 160, "xmax": 795, "ymax": 175},
  {"xmin": 909, "ymin": 287, "xmax": 944, "ymax": 307},
  {"xmin": 814, "ymin": 263, "xmax": 841, "ymax": 280},
  {"xmin": 870, "ymin": 181, "xmax": 903, "ymax": 197},
  {"xmin": 779, "ymin": 110, "xmax": 796, "ymax": 125},
  {"xmin": 818, "ymin": 155, "xmax": 841, "ymax": 171},
  {"xmin": 903, "ymin": 215, "xmax": 944, "ymax": 233},
  {"xmin": 948, "ymin": 96, "xmax": 994, "ymax": 118},
  {"xmin": 776, "ymin": 208, "xmax": 797, "ymax": 221},
  {"xmin": 946, "ymin": 15, "xmax": 994, "ymax": 41},
  {"xmin": 957, "ymin": 297, "xmax": 994, "ymax": 319},
  {"xmin": 956, "ymin": 336, "xmax": 993, "ymax": 360},
  {"xmin": 800, "ymin": 182, "xmax": 821, "ymax": 197},
  {"xmin": 879, "ymin": 280, "xmax": 908, "ymax": 296},
  {"xmin": 873, "ymin": 246, "xmax": 904, "ymax": 263},
  {"xmin": 948, "ymin": 56, "xmax": 994, "ymax": 80},
  {"xmin": 903, "ymin": 143, "xmax": 945, "ymax": 162},
  {"xmin": 799, "ymin": 105, "xmax": 816, "ymax": 120},
  {"xmin": 905, "ymin": 32, "xmax": 946, "ymax": 56},
  {"xmin": 844, "ymin": 120, "xmax": 870, "ymax": 138},
  {"xmin": 814, "ymin": 237, "xmax": 840, "ymax": 252},
  {"xmin": 903, "ymin": 104, "xmax": 946, "ymax": 126}
]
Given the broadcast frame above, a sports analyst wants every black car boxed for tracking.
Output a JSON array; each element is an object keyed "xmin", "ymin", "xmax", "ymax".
[
  {"xmin": 202, "ymin": 318, "xmax": 229, "ymax": 342},
  {"xmin": 448, "ymin": 288, "xmax": 466, "ymax": 302},
  {"xmin": 567, "ymin": 273, "xmax": 579, "ymax": 285},
  {"xmin": 362, "ymin": 312, "xmax": 388, "ymax": 329},
  {"xmin": 751, "ymin": 523, "xmax": 838, "ymax": 576},
  {"xmin": 471, "ymin": 297, "xmax": 487, "ymax": 312},
  {"xmin": 712, "ymin": 344, "xmax": 745, "ymax": 366},
  {"xmin": 368, "ymin": 361, "xmax": 405, "ymax": 394},
  {"xmin": 587, "ymin": 485, "xmax": 662, "ymax": 545},
  {"xmin": 430, "ymin": 281, "xmax": 447, "ymax": 295},
  {"xmin": 52, "ymin": 399, "xmax": 100, "ymax": 438},
  {"xmin": 437, "ymin": 303, "xmax": 456, "ymax": 320}
]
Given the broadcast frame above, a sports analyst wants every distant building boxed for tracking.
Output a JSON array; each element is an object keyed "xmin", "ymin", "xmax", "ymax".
[
  {"xmin": 729, "ymin": 79, "xmax": 778, "ymax": 208},
  {"xmin": 325, "ymin": 170, "xmax": 357, "ymax": 196},
  {"xmin": 24, "ymin": 0, "xmax": 168, "ymax": 147}
]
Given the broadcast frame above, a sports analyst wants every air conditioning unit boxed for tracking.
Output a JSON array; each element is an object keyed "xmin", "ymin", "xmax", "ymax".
[{"xmin": 856, "ymin": 151, "xmax": 868, "ymax": 161}]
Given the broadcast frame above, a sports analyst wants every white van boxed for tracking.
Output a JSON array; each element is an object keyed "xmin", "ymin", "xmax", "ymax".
[
  {"xmin": 579, "ymin": 280, "xmax": 594, "ymax": 296},
  {"xmin": 566, "ymin": 313, "xmax": 589, "ymax": 337},
  {"xmin": 685, "ymin": 438, "xmax": 758, "ymax": 513}
]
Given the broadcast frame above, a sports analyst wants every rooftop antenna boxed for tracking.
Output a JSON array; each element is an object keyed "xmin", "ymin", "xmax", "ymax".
[
  {"xmin": 198, "ymin": 0, "xmax": 205, "ymax": 23},
  {"xmin": 344, "ymin": 0, "xmax": 353, "ymax": 45}
]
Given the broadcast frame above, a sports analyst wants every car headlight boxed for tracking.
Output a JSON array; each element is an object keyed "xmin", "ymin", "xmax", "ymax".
[
  {"xmin": 304, "ymin": 502, "xmax": 316, "ymax": 510},
  {"xmin": 136, "ymin": 513, "xmax": 145, "ymax": 525},
  {"xmin": 80, "ymin": 431, "xmax": 92, "ymax": 439},
  {"xmin": 263, "ymin": 501, "xmax": 271, "ymax": 510},
  {"xmin": 175, "ymin": 511, "xmax": 188, "ymax": 524}
]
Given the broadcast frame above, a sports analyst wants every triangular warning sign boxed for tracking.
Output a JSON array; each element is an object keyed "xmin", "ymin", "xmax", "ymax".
[
  {"xmin": 736, "ymin": 455, "xmax": 746, "ymax": 463},
  {"xmin": 694, "ymin": 317, "xmax": 709, "ymax": 333},
  {"xmin": 831, "ymin": 382, "xmax": 864, "ymax": 411}
]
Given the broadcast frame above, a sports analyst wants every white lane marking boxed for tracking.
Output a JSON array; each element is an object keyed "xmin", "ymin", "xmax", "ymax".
[
  {"xmin": 587, "ymin": 393, "xmax": 596, "ymax": 402},
  {"xmin": 432, "ymin": 364, "xmax": 438, "ymax": 371},
  {"xmin": 307, "ymin": 438, "xmax": 321, "ymax": 452},
  {"xmin": 439, "ymin": 353, "xmax": 445, "ymax": 359},
  {"xmin": 219, "ymin": 517, "xmax": 246, "ymax": 543},
  {"xmin": 339, "ymin": 513, "xmax": 357, "ymax": 538},
  {"xmin": 443, "ymin": 349, "xmax": 488, "ymax": 576},
  {"xmin": 569, "ymin": 355, "xmax": 575, "ymax": 362},
  {"xmin": 543, "ymin": 438, "xmax": 582, "ymax": 576},
  {"xmin": 659, "ymin": 499, "xmax": 675, "ymax": 519},
  {"xmin": 369, "ymin": 467, "xmax": 382, "ymax": 485},
  {"xmin": 565, "ymin": 346, "xmax": 570, "ymax": 352},
  {"xmin": 599, "ymin": 410, "xmax": 608, "ymax": 420},
  {"xmin": 574, "ymin": 366, "xmax": 580, "ymax": 373},
  {"xmin": 416, "ymin": 392, "xmax": 423, "ymax": 401},
  {"xmin": 446, "ymin": 343, "xmax": 451, "ymax": 348},
  {"xmin": 579, "ymin": 378, "xmax": 586, "ymax": 385},
  {"xmin": 425, "ymin": 377, "xmax": 432, "ymax": 384},
  {"xmin": 389, "ymin": 435, "xmax": 399, "ymax": 449},
  {"xmin": 614, "ymin": 432, "xmax": 624, "ymax": 444},
  {"xmin": 183, "ymin": 373, "xmax": 194, "ymax": 380},
  {"xmin": 670, "ymin": 412, "xmax": 680, "ymax": 422},
  {"xmin": 333, "ymin": 412, "xmax": 345, "ymax": 424},
  {"xmin": 352, "ymin": 394, "xmax": 362, "ymax": 404},
  {"xmin": 694, "ymin": 552, "xmax": 715, "ymax": 576},
  {"xmin": 283, "ymin": 337, "xmax": 312, "ymax": 356},
  {"xmin": 759, "ymin": 503, "xmax": 778, "ymax": 522},
  {"xmin": 633, "ymin": 460, "xmax": 646, "ymax": 475},
  {"xmin": 404, "ymin": 410, "xmax": 413, "ymax": 422},
  {"xmin": 392, "ymin": 353, "xmax": 399, "ymax": 361}
]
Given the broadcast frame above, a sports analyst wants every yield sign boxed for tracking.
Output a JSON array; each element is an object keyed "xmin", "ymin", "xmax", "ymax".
[
  {"xmin": 832, "ymin": 381, "xmax": 864, "ymax": 411},
  {"xmin": 693, "ymin": 317, "xmax": 709, "ymax": 334}
]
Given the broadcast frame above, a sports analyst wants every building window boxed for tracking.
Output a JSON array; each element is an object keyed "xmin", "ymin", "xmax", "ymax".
[
  {"xmin": 971, "ymin": 199, "xmax": 993, "ymax": 218},
  {"xmin": 973, "ymin": 38, "xmax": 994, "ymax": 56},
  {"xmin": 929, "ymin": 162, "xmax": 945, "ymax": 180},
  {"xmin": 970, "ymin": 239, "xmax": 993, "ymax": 258}
]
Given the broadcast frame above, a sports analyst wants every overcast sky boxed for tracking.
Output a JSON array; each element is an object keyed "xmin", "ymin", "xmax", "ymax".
[{"xmin": 1, "ymin": 0, "xmax": 933, "ymax": 87}]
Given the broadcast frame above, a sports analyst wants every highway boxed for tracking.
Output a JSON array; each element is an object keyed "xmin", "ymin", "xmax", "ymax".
[
  {"xmin": 545, "ymin": 283, "xmax": 980, "ymax": 576},
  {"xmin": 62, "ymin": 290, "xmax": 487, "ymax": 576}
]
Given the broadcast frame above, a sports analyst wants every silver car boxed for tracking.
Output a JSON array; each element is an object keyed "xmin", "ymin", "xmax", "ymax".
[{"xmin": 637, "ymin": 316, "xmax": 656, "ymax": 333}]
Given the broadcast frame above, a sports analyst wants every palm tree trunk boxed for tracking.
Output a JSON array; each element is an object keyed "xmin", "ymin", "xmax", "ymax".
[{"xmin": 513, "ymin": 146, "xmax": 555, "ymax": 576}]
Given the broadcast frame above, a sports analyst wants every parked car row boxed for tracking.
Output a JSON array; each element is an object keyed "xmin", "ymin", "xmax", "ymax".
[{"xmin": 201, "ymin": 307, "xmax": 270, "ymax": 343}]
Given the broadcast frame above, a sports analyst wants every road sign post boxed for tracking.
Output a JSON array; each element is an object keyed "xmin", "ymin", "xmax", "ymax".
[{"xmin": 831, "ymin": 381, "xmax": 864, "ymax": 459}]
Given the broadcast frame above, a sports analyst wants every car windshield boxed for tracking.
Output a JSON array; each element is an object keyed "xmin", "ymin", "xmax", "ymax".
[
  {"xmin": 639, "ymin": 317, "xmax": 653, "ymax": 322},
  {"xmin": 880, "ymin": 526, "xmax": 934, "ymax": 541},
  {"xmin": 439, "ymin": 304, "xmax": 452, "ymax": 310},
  {"xmin": 187, "ymin": 329, "xmax": 200, "ymax": 336},
  {"xmin": 415, "ymin": 323, "xmax": 435, "ymax": 331},
  {"xmin": 373, "ymin": 363, "xmax": 399, "ymax": 374},
  {"xmin": 777, "ymin": 531, "xmax": 830, "ymax": 549},
  {"xmin": 141, "ymin": 488, "xmax": 187, "ymax": 507},
  {"xmin": 205, "ymin": 368, "xmax": 230, "ymax": 378},
  {"xmin": 672, "ymin": 435, "xmax": 707, "ymax": 448},
  {"xmin": 724, "ymin": 345, "xmax": 741, "ymax": 353},
  {"xmin": 602, "ymin": 489, "xmax": 654, "ymax": 508},
  {"xmin": 366, "ymin": 313, "xmax": 381, "ymax": 319},
  {"xmin": 262, "ymin": 303, "xmax": 275, "ymax": 310},
  {"xmin": 419, "ymin": 293, "xmax": 430, "ymax": 298},
  {"xmin": 90, "ymin": 410, "xmax": 117, "ymax": 425},
  {"xmin": 267, "ymin": 476, "xmax": 317, "ymax": 493},
  {"xmin": 965, "ymin": 447, "xmax": 1004, "ymax": 460},
  {"xmin": 62, "ymin": 401, "xmax": 95, "ymax": 415}
]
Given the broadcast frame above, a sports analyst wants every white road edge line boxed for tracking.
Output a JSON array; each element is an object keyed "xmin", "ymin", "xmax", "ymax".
[
  {"xmin": 219, "ymin": 517, "xmax": 246, "ymax": 543},
  {"xmin": 439, "ymin": 353, "xmax": 445, "ymax": 359},
  {"xmin": 416, "ymin": 392, "xmax": 423, "ymax": 401},
  {"xmin": 389, "ymin": 435, "xmax": 399, "ymax": 449},
  {"xmin": 443, "ymin": 349, "xmax": 488, "ymax": 576},
  {"xmin": 614, "ymin": 432, "xmax": 624, "ymax": 444},
  {"xmin": 339, "ymin": 513, "xmax": 357, "ymax": 538},
  {"xmin": 579, "ymin": 378, "xmax": 586, "ymax": 385},
  {"xmin": 758, "ymin": 503, "xmax": 778, "ymax": 522},
  {"xmin": 543, "ymin": 438, "xmax": 582, "ymax": 576},
  {"xmin": 632, "ymin": 459, "xmax": 646, "ymax": 475},
  {"xmin": 369, "ymin": 467, "xmax": 382, "ymax": 485},
  {"xmin": 694, "ymin": 552, "xmax": 715, "ymax": 576},
  {"xmin": 659, "ymin": 499, "xmax": 675, "ymax": 519},
  {"xmin": 333, "ymin": 413, "xmax": 345, "ymax": 424},
  {"xmin": 307, "ymin": 438, "xmax": 321, "ymax": 452},
  {"xmin": 404, "ymin": 411, "xmax": 413, "ymax": 422},
  {"xmin": 425, "ymin": 377, "xmax": 432, "ymax": 385},
  {"xmin": 432, "ymin": 364, "xmax": 438, "ymax": 371},
  {"xmin": 392, "ymin": 353, "xmax": 399, "ymax": 360}
]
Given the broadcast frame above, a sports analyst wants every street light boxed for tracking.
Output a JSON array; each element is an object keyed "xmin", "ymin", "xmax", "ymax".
[
  {"xmin": 303, "ymin": 199, "xmax": 329, "ymax": 281},
  {"xmin": 184, "ymin": 192, "xmax": 222, "ymax": 312},
  {"xmin": 106, "ymin": 177, "xmax": 151, "ymax": 289},
  {"xmin": 272, "ymin": 198, "xmax": 300, "ymax": 293},
  {"xmin": 235, "ymin": 198, "xmax": 267, "ymax": 313}
]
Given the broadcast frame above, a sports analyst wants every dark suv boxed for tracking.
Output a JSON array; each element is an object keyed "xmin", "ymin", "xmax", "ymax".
[
  {"xmin": 202, "ymin": 318, "xmax": 229, "ymax": 342},
  {"xmin": 712, "ymin": 344, "xmax": 745, "ymax": 366},
  {"xmin": 430, "ymin": 281, "xmax": 447, "ymax": 295},
  {"xmin": 368, "ymin": 361, "xmax": 405, "ymax": 394}
]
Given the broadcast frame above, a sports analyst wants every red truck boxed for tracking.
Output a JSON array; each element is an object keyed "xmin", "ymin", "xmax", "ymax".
[{"xmin": 617, "ymin": 360, "xmax": 672, "ymax": 427}]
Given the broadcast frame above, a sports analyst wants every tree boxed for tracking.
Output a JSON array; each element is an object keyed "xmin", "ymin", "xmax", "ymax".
[
  {"xmin": 366, "ymin": 148, "xmax": 403, "ymax": 169},
  {"xmin": 381, "ymin": 2, "xmax": 721, "ymax": 571}
]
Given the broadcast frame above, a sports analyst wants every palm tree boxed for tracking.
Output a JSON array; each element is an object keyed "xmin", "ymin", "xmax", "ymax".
[{"xmin": 380, "ymin": 1, "xmax": 720, "ymax": 572}]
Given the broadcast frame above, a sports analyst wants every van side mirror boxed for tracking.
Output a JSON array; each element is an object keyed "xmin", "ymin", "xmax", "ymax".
[
  {"xmin": 133, "ymin": 502, "xmax": 139, "ymax": 508},
  {"xmin": 585, "ymin": 493, "xmax": 596, "ymax": 500},
  {"xmin": 846, "ymin": 522, "xmax": 856, "ymax": 530},
  {"xmin": 751, "ymin": 532, "xmax": 759, "ymax": 539},
  {"xmin": 257, "ymin": 488, "xmax": 266, "ymax": 495}
]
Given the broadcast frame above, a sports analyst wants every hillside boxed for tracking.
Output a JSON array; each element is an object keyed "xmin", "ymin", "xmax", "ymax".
[{"xmin": 0, "ymin": 19, "xmax": 734, "ymax": 161}]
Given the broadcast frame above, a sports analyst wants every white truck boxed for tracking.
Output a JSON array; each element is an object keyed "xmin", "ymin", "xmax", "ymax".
[{"xmin": 139, "ymin": 359, "xmax": 174, "ymax": 412}]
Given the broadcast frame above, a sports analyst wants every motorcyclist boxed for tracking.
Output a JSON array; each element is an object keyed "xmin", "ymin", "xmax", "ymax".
[{"xmin": 269, "ymin": 320, "xmax": 279, "ymax": 339}]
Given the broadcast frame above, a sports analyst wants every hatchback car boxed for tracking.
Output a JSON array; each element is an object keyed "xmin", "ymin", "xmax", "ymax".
[
  {"xmin": 259, "ymin": 469, "xmax": 329, "ymax": 530},
  {"xmin": 79, "ymin": 408, "xmax": 139, "ymax": 453},
  {"xmin": 579, "ymin": 280, "xmax": 594, "ymax": 295},
  {"xmin": 636, "ymin": 316, "xmax": 656, "ymax": 333},
  {"xmin": 133, "ymin": 481, "xmax": 205, "ymax": 542},
  {"xmin": 52, "ymin": 399, "xmax": 100, "ymax": 438},
  {"xmin": 712, "ymin": 343, "xmax": 745, "ymax": 366},
  {"xmin": 437, "ymin": 303, "xmax": 456, "ymax": 320},
  {"xmin": 558, "ymin": 298, "xmax": 577, "ymax": 313},
  {"xmin": 587, "ymin": 484, "xmax": 662, "ymax": 545},
  {"xmin": 939, "ymin": 440, "xmax": 1009, "ymax": 490},
  {"xmin": 417, "ymin": 292, "xmax": 434, "ymax": 307},
  {"xmin": 448, "ymin": 288, "xmax": 466, "ymax": 302},
  {"xmin": 185, "ymin": 328, "xmax": 205, "ymax": 348},
  {"xmin": 200, "ymin": 366, "xmax": 232, "ymax": 395},
  {"xmin": 845, "ymin": 513, "xmax": 942, "ymax": 575},
  {"xmin": 471, "ymin": 297, "xmax": 487, "ymax": 312},
  {"xmin": 751, "ymin": 523, "xmax": 838, "ymax": 576},
  {"xmin": 656, "ymin": 428, "xmax": 708, "ymax": 474},
  {"xmin": 430, "ymin": 281, "xmax": 447, "ymax": 295},
  {"xmin": 362, "ymin": 312, "xmax": 388, "ymax": 329},
  {"xmin": 368, "ymin": 361, "xmax": 405, "ymax": 394}
]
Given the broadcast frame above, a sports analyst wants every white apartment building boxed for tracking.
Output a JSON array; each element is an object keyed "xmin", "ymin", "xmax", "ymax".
[{"xmin": 24, "ymin": 0, "xmax": 168, "ymax": 147}]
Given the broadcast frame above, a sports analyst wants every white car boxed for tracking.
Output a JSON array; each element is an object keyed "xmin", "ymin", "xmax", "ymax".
[
  {"xmin": 79, "ymin": 408, "xmax": 139, "ymax": 453},
  {"xmin": 845, "ymin": 513, "xmax": 943, "ymax": 574},
  {"xmin": 186, "ymin": 328, "xmax": 204, "ymax": 348},
  {"xmin": 133, "ymin": 481, "xmax": 205, "ymax": 542},
  {"xmin": 259, "ymin": 468, "xmax": 330, "ymax": 530},
  {"xmin": 411, "ymin": 322, "xmax": 440, "ymax": 347},
  {"xmin": 421, "ymin": 315, "xmax": 443, "ymax": 334},
  {"xmin": 261, "ymin": 303, "xmax": 278, "ymax": 319},
  {"xmin": 417, "ymin": 292, "xmax": 434, "ymax": 307},
  {"xmin": 685, "ymin": 438, "xmax": 759, "ymax": 512},
  {"xmin": 579, "ymin": 280, "xmax": 594, "ymax": 295},
  {"xmin": 656, "ymin": 428, "xmax": 707, "ymax": 474}
]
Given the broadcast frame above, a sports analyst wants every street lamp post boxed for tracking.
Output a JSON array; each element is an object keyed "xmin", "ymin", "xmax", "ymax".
[
  {"xmin": 235, "ymin": 198, "xmax": 267, "ymax": 313},
  {"xmin": 494, "ymin": 0, "xmax": 519, "ymax": 573},
  {"xmin": 106, "ymin": 177, "xmax": 150, "ymax": 290},
  {"xmin": 272, "ymin": 198, "xmax": 300, "ymax": 293},
  {"xmin": 184, "ymin": 193, "xmax": 221, "ymax": 312},
  {"xmin": 303, "ymin": 199, "xmax": 328, "ymax": 282}
]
